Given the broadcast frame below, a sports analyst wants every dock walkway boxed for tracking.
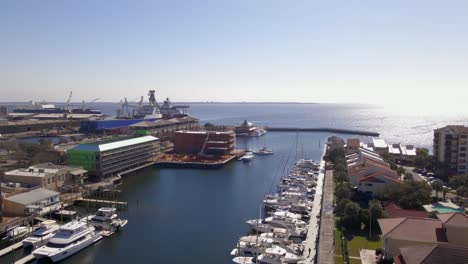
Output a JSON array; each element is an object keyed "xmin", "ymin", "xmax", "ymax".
[
  {"xmin": 300, "ymin": 148, "xmax": 326, "ymax": 264},
  {"xmin": 16, "ymin": 254, "xmax": 34, "ymax": 264},
  {"xmin": 0, "ymin": 241, "xmax": 22, "ymax": 257},
  {"xmin": 317, "ymin": 170, "xmax": 335, "ymax": 264},
  {"xmin": 76, "ymin": 198, "xmax": 128, "ymax": 209}
]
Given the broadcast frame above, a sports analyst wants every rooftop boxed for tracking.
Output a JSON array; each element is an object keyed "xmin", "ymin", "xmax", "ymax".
[
  {"xmin": 435, "ymin": 125, "xmax": 468, "ymax": 134},
  {"xmin": 69, "ymin": 135, "xmax": 159, "ymax": 152},
  {"xmin": 384, "ymin": 201, "xmax": 429, "ymax": 218},
  {"xmin": 378, "ymin": 217, "xmax": 447, "ymax": 243},
  {"xmin": 371, "ymin": 138, "xmax": 388, "ymax": 149},
  {"xmin": 5, "ymin": 188, "xmax": 60, "ymax": 205},
  {"xmin": 437, "ymin": 213, "xmax": 468, "ymax": 227},
  {"xmin": 396, "ymin": 244, "xmax": 468, "ymax": 264}
]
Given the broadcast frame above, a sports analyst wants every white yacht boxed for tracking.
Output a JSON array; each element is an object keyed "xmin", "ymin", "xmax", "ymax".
[
  {"xmin": 239, "ymin": 151, "xmax": 255, "ymax": 162},
  {"xmin": 89, "ymin": 207, "xmax": 128, "ymax": 232},
  {"xmin": 3, "ymin": 226, "xmax": 29, "ymax": 241},
  {"xmin": 254, "ymin": 147, "xmax": 273, "ymax": 155},
  {"xmin": 257, "ymin": 247, "xmax": 303, "ymax": 264},
  {"xmin": 22, "ymin": 220, "xmax": 60, "ymax": 248},
  {"xmin": 33, "ymin": 221, "xmax": 102, "ymax": 262},
  {"xmin": 233, "ymin": 256, "xmax": 256, "ymax": 264}
]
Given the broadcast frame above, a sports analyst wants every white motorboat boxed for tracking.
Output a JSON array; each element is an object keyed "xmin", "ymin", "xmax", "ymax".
[
  {"xmin": 22, "ymin": 220, "xmax": 60, "ymax": 248},
  {"xmin": 89, "ymin": 207, "xmax": 128, "ymax": 232},
  {"xmin": 33, "ymin": 221, "xmax": 102, "ymax": 262},
  {"xmin": 272, "ymin": 211, "xmax": 302, "ymax": 220},
  {"xmin": 254, "ymin": 147, "xmax": 273, "ymax": 155},
  {"xmin": 3, "ymin": 226, "xmax": 29, "ymax": 241},
  {"xmin": 239, "ymin": 152, "xmax": 254, "ymax": 162},
  {"xmin": 233, "ymin": 256, "xmax": 256, "ymax": 264},
  {"xmin": 257, "ymin": 246, "xmax": 303, "ymax": 264}
]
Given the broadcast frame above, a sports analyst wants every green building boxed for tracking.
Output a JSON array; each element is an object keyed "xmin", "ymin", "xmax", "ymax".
[{"xmin": 67, "ymin": 135, "xmax": 159, "ymax": 179}]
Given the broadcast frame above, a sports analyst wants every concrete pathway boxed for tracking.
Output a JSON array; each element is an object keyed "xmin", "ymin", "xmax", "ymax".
[
  {"xmin": 360, "ymin": 249, "xmax": 376, "ymax": 264},
  {"xmin": 317, "ymin": 170, "xmax": 335, "ymax": 264}
]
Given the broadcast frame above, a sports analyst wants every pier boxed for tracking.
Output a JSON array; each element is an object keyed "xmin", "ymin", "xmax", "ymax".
[
  {"xmin": 0, "ymin": 242, "xmax": 22, "ymax": 258},
  {"xmin": 265, "ymin": 127, "xmax": 380, "ymax": 137},
  {"xmin": 75, "ymin": 198, "xmax": 128, "ymax": 209}
]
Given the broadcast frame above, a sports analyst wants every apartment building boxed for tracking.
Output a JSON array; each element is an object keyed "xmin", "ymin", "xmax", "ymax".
[{"xmin": 433, "ymin": 125, "xmax": 468, "ymax": 175}]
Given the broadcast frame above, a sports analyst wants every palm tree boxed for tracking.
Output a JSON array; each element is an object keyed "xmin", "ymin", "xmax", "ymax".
[{"xmin": 431, "ymin": 180, "xmax": 443, "ymax": 200}]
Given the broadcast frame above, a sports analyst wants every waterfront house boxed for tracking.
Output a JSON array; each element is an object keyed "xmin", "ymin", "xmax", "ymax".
[
  {"xmin": 3, "ymin": 188, "xmax": 60, "ymax": 216},
  {"xmin": 378, "ymin": 213, "xmax": 468, "ymax": 258}
]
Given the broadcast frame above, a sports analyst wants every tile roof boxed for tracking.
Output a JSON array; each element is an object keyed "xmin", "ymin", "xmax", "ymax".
[
  {"xmin": 378, "ymin": 217, "xmax": 448, "ymax": 243},
  {"xmin": 398, "ymin": 244, "xmax": 468, "ymax": 264},
  {"xmin": 346, "ymin": 138, "xmax": 360, "ymax": 148},
  {"xmin": 437, "ymin": 213, "xmax": 468, "ymax": 227},
  {"xmin": 383, "ymin": 201, "xmax": 429, "ymax": 218}
]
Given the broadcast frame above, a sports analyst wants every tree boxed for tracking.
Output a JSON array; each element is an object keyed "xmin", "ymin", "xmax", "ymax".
[
  {"xmin": 342, "ymin": 201, "xmax": 362, "ymax": 229},
  {"xmin": 369, "ymin": 200, "xmax": 384, "ymax": 224},
  {"xmin": 334, "ymin": 170, "xmax": 349, "ymax": 183},
  {"xmin": 431, "ymin": 180, "xmax": 443, "ymax": 200},
  {"xmin": 204, "ymin": 122, "xmax": 215, "ymax": 131},
  {"xmin": 403, "ymin": 172, "xmax": 413, "ymax": 182},
  {"xmin": 380, "ymin": 181, "xmax": 431, "ymax": 209},
  {"xmin": 324, "ymin": 146, "xmax": 345, "ymax": 163},
  {"xmin": 456, "ymin": 186, "xmax": 468, "ymax": 197},
  {"xmin": 449, "ymin": 174, "xmax": 468, "ymax": 190},
  {"xmin": 335, "ymin": 182, "xmax": 351, "ymax": 201},
  {"xmin": 414, "ymin": 148, "xmax": 431, "ymax": 169},
  {"xmin": 396, "ymin": 167, "xmax": 406, "ymax": 177}
]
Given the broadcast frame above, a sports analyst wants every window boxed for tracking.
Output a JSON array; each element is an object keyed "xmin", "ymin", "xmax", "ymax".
[
  {"xmin": 47, "ymin": 178, "xmax": 50, "ymax": 184},
  {"xmin": 461, "ymin": 147, "xmax": 467, "ymax": 151},
  {"xmin": 52, "ymin": 177, "xmax": 55, "ymax": 183},
  {"xmin": 365, "ymin": 183, "xmax": 373, "ymax": 186},
  {"xmin": 461, "ymin": 135, "xmax": 467, "ymax": 139}
]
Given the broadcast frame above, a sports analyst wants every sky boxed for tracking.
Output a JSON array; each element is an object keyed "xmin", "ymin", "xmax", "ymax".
[{"xmin": 1, "ymin": 0, "xmax": 468, "ymax": 109}]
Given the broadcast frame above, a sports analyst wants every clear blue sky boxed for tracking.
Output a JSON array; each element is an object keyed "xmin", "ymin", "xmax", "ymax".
[{"xmin": 1, "ymin": 0, "xmax": 468, "ymax": 108}]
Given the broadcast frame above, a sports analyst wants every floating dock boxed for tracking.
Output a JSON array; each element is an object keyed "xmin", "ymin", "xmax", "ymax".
[
  {"xmin": 16, "ymin": 254, "xmax": 35, "ymax": 264},
  {"xmin": 0, "ymin": 241, "xmax": 22, "ymax": 257},
  {"xmin": 265, "ymin": 127, "xmax": 380, "ymax": 136}
]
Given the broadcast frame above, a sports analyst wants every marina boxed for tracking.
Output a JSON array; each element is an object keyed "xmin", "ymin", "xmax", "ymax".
[{"xmin": 229, "ymin": 143, "xmax": 327, "ymax": 264}]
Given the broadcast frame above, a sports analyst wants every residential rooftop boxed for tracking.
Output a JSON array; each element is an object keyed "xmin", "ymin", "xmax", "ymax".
[{"xmin": 395, "ymin": 244, "xmax": 468, "ymax": 264}]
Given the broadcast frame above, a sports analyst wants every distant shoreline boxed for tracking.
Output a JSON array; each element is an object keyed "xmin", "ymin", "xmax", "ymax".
[{"xmin": 0, "ymin": 101, "xmax": 320, "ymax": 105}]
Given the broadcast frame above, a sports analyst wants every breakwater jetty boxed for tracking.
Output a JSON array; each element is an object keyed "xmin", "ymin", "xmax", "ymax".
[{"xmin": 265, "ymin": 127, "xmax": 380, "ymax": 137}]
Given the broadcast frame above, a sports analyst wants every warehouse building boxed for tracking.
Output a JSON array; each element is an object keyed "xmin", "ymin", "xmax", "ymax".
[
  {"xmin": 3, "ymin": 188, "xmax": 60, "ymax": 216},
  {"xmin": 173, "ymin": 130, "xmax": 235, "ymax": 155},
  {"xmin": 67, "ymin": 135, "xmax": 159, "ymax": 179}
]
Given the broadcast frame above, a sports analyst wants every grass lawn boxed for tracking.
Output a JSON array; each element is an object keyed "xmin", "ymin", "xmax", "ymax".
[
  {"xmin": 335, "ymin": 227, "xmax": 342, "ymax": 255},
  {"xmin": 335, "ymin": 217, "xmax": 382, "ymax": 258},
  {"xmin": 347, "ymin": 233, "xmax": 382, "ymax": 257}
]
